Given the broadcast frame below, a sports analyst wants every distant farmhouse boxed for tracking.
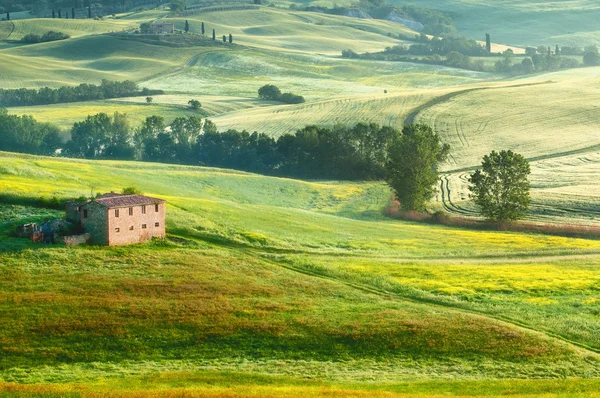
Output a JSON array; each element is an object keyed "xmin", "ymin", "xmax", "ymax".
[
  {"xmin": 150, "ymin": 22, "xmax": 175, "ymax": 34},
  {"xmin": 66, "ymin": 193, "xmax": 166, "ymax": 246}
]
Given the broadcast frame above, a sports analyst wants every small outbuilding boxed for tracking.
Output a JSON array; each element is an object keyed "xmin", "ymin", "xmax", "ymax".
[{"xmin": 66, "ymin": 192, "xmax": 166, "ymax": 246}]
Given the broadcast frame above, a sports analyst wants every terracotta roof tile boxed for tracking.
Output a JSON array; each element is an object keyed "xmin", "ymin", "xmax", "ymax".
[{"xmin": 93, "ymin": 194, "xmax": 165, "ymax": 208}]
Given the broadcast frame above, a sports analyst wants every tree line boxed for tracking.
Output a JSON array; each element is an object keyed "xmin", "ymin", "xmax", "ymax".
[
  {"xmin": 0, "ymin": 80, "xmax": 164, "ymax": 107},
  {"xmin": 0, "ymin": 107, "xmax": 532, "ymax": 222},
  {"xmin": 0, "ymin": 109, "xmax": 399, "ymax": 180},
  {"xmin": 343, "ymin": 35, "xmax": 490, "ymax": 72},
  {"xmin": 345, "ymin": 41, "xmax": 600, "ymax": 75},
  {"xmin": 21, "ymin": 31, "xmax": 70, "ymax": 44}
]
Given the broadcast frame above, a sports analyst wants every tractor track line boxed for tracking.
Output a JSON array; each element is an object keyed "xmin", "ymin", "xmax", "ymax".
[
  {"xmin": 404, "ymin": 81, "xmax": 553, "ymax": 126},
  {"xmin": 253, "ymin": 250, "xmax": 600, "ymax": 358}
]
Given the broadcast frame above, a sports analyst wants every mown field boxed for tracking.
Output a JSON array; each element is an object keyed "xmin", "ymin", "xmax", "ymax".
[{"xmin": 1, "ymin": 152, "xmax": 600, "ymax": 396}]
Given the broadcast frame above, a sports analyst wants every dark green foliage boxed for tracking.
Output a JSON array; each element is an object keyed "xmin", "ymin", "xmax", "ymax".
[
  {"xmin": 258, "ymin": 85, "xmax": 305, "ymax": 104},
  {"xmin": 140, "ymin": 22, "xmax": 152, "ymax": 34},
  {"xmin": 0, "ymin": 108, "xmax": 63, "ymax": 155},
  {"xmin": 223, "ymin": 35, "xmax": 227, "ymax": 42},
  {"xmin": 0, "ymin": 80, "xmax": 163, "ymax": 107},
  {"xmin": 188, "ymin": 99, "xmax": 201, "ymax": 110},
  {"xmin": 258, "ymin": 84, "xmax": 282, "ymax": 101},
  {"xmin": 201, "ymin": 22, "xmax": 205, "ymax": 35},
  {"xmin": 485, "ymin": 33, "xmax": 491, "ymax": 53},
  {"xmin": 20, "ymin": 31, "xmax": 70, "ymax": 44},
  {"xmin": 583, "ymin": 45, "xmax": 600, "ymax": 66},
  {"xmin": 229, "ymin": 33, "xmax": 232, "ymax": 44},
  {"xmin": 170, "ymin": 0, "xmax": 186, "ymax": 11},
  {"xmin": 52, "ymin": 8, "xmax": 55, "ymax": 17},
  {"xmin": 184, "ymin": 20, "xmax": 189, "ymax": 33},
  {"xmin": 71, "ymin": 7, "xmax": 74, "ymax": 18},
  {"xmin": 65, "ymin": 112, "xmax": 134, "ymax": 159},
  {"xmin": 469, "ymin": 150, "xmax": 531, "ymax": 222},
  {"xmin": 122, "ymin": 187, "xmax": 142, "ymax": 195},
  {"xmin": 212, "ymin": 28, "xmax": 215, "ymax": 40},
  {"xmin": 146, "ymin": 96, "xmax": 153, "ymax": 103},
  {"xmin": 385, "ymin": 124, "xmax": 449, "ymax": 211}
]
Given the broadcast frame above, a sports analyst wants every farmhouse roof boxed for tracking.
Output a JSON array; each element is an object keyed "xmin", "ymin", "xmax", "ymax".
[{"xmin": 92, "ymin": 193, "xmax": 165, "ymax": 208}]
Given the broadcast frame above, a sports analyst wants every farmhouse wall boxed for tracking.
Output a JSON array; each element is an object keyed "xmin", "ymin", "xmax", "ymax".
[
  {"xmin": 107, "ymin": 203, "xmax": 166, "ymax": 246},
  {"xmin": 81, "ymin": 202, "xmax": 109, "ymax": 245}
]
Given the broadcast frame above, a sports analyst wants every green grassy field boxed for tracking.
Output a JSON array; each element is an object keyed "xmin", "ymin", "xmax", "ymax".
[
  {"xmin": 2, "ymin": 152, "xmax": 600, "ymax": 396},
  {"xmin": 3, "ymin": 4, "xmax": 600, "ymax": 396}
]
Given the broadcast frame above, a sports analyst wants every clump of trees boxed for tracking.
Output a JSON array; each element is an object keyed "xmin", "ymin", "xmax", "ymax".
[
  {"xmin": 385, "ymin": 124, "xmax": 449, "ymax": 211},
  {"xmin": 0, "ymin": 108, "xmax": 63, "ymax": 155},
  {"xmin": 188, "ymin": 99, "xmax": 201, "ymax": 110},
  {"xmin": 0, "ymin": 80, "xmax": 164, "ymax": 107},
  {"xmin": 258, "ymin": 85, "xmax": 305, "ymax": 104},
  {"xmin": 170, "ymin": 0, "xmax": 186, "ymax": 11},
  {"xmin": 21, "ymin": 31, "xmax": 70, "ymax": 44},
  {"xmin": 469, "ymin": 150, "xmax": 531, "ymax": 222}
]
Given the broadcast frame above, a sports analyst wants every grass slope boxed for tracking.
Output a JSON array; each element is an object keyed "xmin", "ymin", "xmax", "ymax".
[
  {"xmin": 387, "ymin": 0, "xmax": 600, "ymax": 47},
  {"xmin": 2, "ymin": 152, "xmax": 600, "ymax": 393}
]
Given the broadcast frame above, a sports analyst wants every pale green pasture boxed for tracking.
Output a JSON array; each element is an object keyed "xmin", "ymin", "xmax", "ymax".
[
  {"xmin": 3, "ymin": 152, "xmax": 600, "ymax": 259},
  {"xmin": 8, "ymin": 100, "xmax": 206, "ymax": 131},
  {"xmin": 388, "ymin": 0, "xmax": 600, "ymax": 47}
]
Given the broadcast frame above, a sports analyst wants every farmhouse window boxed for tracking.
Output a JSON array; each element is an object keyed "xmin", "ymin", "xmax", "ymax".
[
  {"xmin": 115, "ymin": 209, "xmax": 119, "ymax": 217},
  {"xmin": 155, "ymin": 204, "xmax": 159, "ymax": 212},
  {"xmin": 77, "ymin": 207, "xmax": 81, "ymax": 212},
  {"xmin": 129, "ymin": 207, "xmax": 133, "ymax": 216},
  {"xmin": 155, "ymin": 222, "xmax": 160, "ymax": 227},
  {"xmin": 142, "ymin": 205, "xmax": 146, "ymax": 214},
  {"xmin": 129, "ymin": 226, "xmax": 134, "ymax": 231},
  {"xmin": 83, "ymin": 209, "xmax": 88, "ymax": 218},
  {"xmin": 115, "ymin": 228, "xmax": 120, "ymax": 233},
  {"xmin": 142, "ymin": 224, "xmax": 147, "ymax": 229}
]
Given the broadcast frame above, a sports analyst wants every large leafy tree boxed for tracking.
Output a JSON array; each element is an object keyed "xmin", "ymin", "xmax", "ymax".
[
  {"xmin": 469, "ymin": 150, "xmax": 531, "ymax": 222},
  {"xmin": 385, "ymin": 124, "xmax": 449, "ymax": 211}
]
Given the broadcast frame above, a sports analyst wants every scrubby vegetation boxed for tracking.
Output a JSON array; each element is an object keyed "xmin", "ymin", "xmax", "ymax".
[
  {"xmin": 258, "ymin": 84, "xmax": 305, "ymax": 104},
  {"xmin": 20, "ymin": 30, "xmax": 70, "ymax": 44}
]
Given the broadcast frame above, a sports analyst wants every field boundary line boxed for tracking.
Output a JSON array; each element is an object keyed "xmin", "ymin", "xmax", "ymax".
[
  {"xmin": 1, "ymin": 21, "xmax": 15, "ymax": 40},
  {"xmin": 404, "ymin": 81, "xmax": 553, "ymax": 126},
  {"xmin": 255, "ymin": 251, "xmax": 600, "ymax": 357}
]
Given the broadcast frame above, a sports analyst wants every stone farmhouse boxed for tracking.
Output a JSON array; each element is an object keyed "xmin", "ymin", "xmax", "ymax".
[
  {"xmin": 150, "ymin": 22, "xmax": 175, "ymax": 34},
  {"xmin": 66, "ymin": 193, "xmax": 166, "ymax": 246}
]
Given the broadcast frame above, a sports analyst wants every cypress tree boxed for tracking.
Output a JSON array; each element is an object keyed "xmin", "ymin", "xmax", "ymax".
[
  {"xmin": 66, "ymin": 11, "xmax": 69, "ymax": 18},
  {"xmin": 72, "ymin": 7, "xmax": 75, "ymax": 19},
  {"xmin": 212, "ymin": 28, "xmax": 215, "ymax": 40},
  {"xmin": 58, "ymin": 9, "xmax": 62, "ymax": 18},
  {"xmin": 88, "ymin": 6, "xmax": 91, "ymax": 18},
  {"xmin": 222, "ymin": 35, "xmax": 226, "ymax": 42},
  {"xmin": 485, "ymin": 33, "xmax": 491, "ymax": 53},
  {"xmin": 201, "ymin": 22, "xmax": 205, "ymax": 36},
  {"xmin": 6, "ymin": 12, "xmax": 9, "ymax": 21},
  {"xmin": 555, "ymin": 44, "xmax": 560, "ymax": 55},
  {"xmin": 52, "ymin": 8, "xmax": 55, "ymax": 18},
  {"xmin": 185, "ymin": 20, "xmax": 189, "ymax": 33},
  {"xmin": 229, "ymin": 33, "xmax": 232, "ymax": 44}
]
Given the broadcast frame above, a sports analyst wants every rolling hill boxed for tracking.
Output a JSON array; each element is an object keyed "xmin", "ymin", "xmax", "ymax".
[
  {"xmin": 2, "ymin": 4, "xmax": 600, "ymax": 395},
  {"xmin": 2, "ymin": 152, "xmax": 600, "ymax": 396}
]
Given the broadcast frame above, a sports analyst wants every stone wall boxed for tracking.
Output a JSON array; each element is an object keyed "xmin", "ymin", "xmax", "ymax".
[
  {"xmin": 57, "ymin": 233, "xmax": 91, "ymax": 246},
  {"xmin": 107, "ymin": 203, "xmax": 166, "ymax": 246},
  {"xmin": 81, "ymin": 202, "xmax": 109, "ymax": 245}
]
